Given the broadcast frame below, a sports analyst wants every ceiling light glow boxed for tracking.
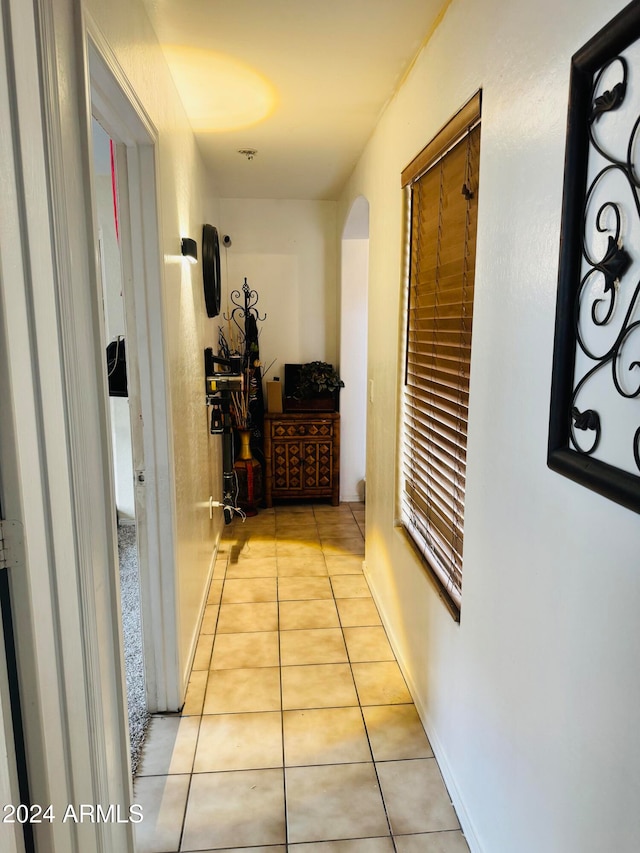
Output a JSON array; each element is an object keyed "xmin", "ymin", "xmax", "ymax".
[{"xmin": 162, "ymin": 45, "xmax": 277, "ymax": 132}]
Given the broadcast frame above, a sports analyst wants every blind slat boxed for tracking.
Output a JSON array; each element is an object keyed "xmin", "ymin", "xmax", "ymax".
[
  {"xmin": 405, "ymin": 374, "xmax": 470, "ymax": 408},
  {"xmin": 401, "ymin": 499, "xmax": 463, "ymax": 601},
  {"xmin": 404, "ymin": 412, "xmax": 468, "ymax": 454},
  {"xmin": 405, "ymin": 388, "xmax": 468, "ymax": 426},
  {"xmin": 401, "ymin": 117, "xmax": 480, "ymax": 616},
  {"xmin": 402, "ymin": 461, "xmax": 466, "ymax": 519},
  {"xmin": 403, "ymin": 432, "xmax": 467, "ymax": 486}
]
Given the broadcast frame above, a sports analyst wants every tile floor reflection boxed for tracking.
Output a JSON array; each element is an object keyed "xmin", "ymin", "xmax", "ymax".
[{"xmin": 134, "ymin": 502, "xmax": 470, "ymax": 852}]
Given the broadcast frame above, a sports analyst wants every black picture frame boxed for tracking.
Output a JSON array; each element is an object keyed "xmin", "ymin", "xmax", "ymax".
[{"xmin": 548, "ymin": 1, "xmax": 640, "ymax": 514}]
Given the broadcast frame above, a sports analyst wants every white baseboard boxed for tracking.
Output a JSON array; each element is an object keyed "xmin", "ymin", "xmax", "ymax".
[
  {"xmin": 362, "ymin": 562, "xmax": 483, "ymax": 853},
  {"xmin": 182, "ymin": 531, "xmax": 221, "ymax": 701},
  {"xmin": 341, "ymin": 493, "xmax": 363, "ymax": 503}
]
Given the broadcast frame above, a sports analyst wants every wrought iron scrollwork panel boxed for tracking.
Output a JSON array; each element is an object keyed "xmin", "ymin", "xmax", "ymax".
[{"xmin": 549, "ymin": 1, "xmax": 640, "ymax": 513}]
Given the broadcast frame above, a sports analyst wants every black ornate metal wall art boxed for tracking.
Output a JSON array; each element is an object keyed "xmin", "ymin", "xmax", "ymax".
[{"xmin": 548, "ymin": 1, "xmax": 640, "ymax": 514}]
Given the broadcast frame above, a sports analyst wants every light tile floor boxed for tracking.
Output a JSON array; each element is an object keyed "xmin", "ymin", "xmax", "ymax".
[{"xmin": 134, "ymin": 503, "xmax": 470, "ymax": 853}]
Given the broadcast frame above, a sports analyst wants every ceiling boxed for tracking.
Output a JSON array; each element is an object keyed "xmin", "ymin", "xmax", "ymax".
[{"xmin": 141, "ymin": 0, "xmax": 445, "ymax": 200}]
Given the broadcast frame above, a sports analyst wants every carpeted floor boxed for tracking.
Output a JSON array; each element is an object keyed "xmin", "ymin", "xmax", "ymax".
[{"xmin": 117, "ymin": 524, "xmax": 149, "ymax": 775}]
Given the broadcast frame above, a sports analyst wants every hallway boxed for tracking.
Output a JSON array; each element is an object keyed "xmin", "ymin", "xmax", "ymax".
[{"xmin": 133, "ymin": 503, "xmax": 469, "ymax": 852}]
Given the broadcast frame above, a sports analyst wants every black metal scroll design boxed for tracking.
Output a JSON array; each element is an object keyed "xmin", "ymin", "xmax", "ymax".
[
  {"xmin": 570, "ymin": 55, "xmax": 640, "ymax": 470},
  {"xmin": 223, "ymin": 277, "xmax": 267, "ymax": 354}
]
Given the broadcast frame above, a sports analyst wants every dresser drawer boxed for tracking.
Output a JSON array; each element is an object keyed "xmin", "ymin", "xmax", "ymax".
[{"xmin": 271, "ymin": 420, "xmax": 334, "ymax": 439}]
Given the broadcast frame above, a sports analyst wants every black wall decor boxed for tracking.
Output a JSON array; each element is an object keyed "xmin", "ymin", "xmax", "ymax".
[
  {"xmin": 548, "ymin": 1, "xmax": 640, "ymax": 513},
  {"xmin": 202, "ymin": 224, "xmax": 221, "ymax": 318}
]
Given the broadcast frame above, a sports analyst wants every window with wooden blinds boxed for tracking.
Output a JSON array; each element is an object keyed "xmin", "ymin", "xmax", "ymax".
[{"xmin": 400, "ymin": 94, "xmax": 481, "ymax": 619}]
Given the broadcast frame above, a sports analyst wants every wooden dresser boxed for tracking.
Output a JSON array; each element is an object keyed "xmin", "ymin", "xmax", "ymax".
[{"xmin": 263, "ymin": 412, "xmax": 340, "ymax": 507}]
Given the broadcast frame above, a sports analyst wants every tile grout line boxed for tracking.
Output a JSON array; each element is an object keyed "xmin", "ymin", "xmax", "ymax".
[
  {"xmin": 331, "ymin": 516, "xmax": 399, "ymax": 851},
  {"xmin": 178, "ymin": 504, "xmax": 416, "ymax": 852},
  {"xmin": 141, "ymin": 505, "xmax": 466, "ymax": 851},
  {"xmin": 175, "ymin": 552, "xmax": 230, "ymax": 853},
  {"xmin": 347, "ymin": 501, "xmax": 398, "ymax": 850},
  {"xmin": 315, "ymin": 502, "xmax": 397, "ymax": 849},
  {"xmin": 275, "ymin": 539, "xmax": 289, "ymax": 851}
]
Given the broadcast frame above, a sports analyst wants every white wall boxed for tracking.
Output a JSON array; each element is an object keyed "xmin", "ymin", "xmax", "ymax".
[
  {"xmin": 339, "ymin": 0, "xmax": 640, "ymax": 851},
  {"xmin": 340, "ymin": 237, "xmax": 368, "ymax": 501},
  {"xmin": 216, "ymin": 198, "xmax": 338, "ymax": 383},
  {"xmin": 85, "ymin": 0, "xmax": 223, "ymax": 693}
]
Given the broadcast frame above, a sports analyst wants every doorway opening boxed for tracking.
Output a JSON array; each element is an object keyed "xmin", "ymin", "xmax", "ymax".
[
  {"xmin": 91, "ymin": 116, "xmax": 148, "ymax": 771},
  {"xmin": 88, "ymin": 35, "xmax": 182, "ymax": 753},
  {"xmin": 340, "ymin": 196, "xmax": 370, "ymax": 503}
]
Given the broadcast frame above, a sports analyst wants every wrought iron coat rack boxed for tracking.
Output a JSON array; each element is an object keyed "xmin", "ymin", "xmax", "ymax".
[{"xmin": 223, "ymin": 277, "xmax": 267, "ymax": 367}]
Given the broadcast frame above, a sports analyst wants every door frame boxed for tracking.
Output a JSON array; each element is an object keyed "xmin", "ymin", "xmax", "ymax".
[
  {"xmin": 0, "ymin": 0, "xmax": 184, "ymax": 845},
  {"xmin": 0, "ymin": 0, "xmax": 136, "ymax": 848},
  {"xmin": 0, "ymin": 8, "xmax": 29, "ymax": 851},
  {"xmin": 87, "ymin": 27, "xmax": 181, "ymax": 713}
]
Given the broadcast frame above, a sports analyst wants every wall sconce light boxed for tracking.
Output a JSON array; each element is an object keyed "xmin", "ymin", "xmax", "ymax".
[{"xmin": 181, "ymin": 237, "xmax": 198, "ymax": 264}]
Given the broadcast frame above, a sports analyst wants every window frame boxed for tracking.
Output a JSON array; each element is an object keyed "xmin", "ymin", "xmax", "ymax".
[{"xmin": 399, "ymin": 92, "xmax": 482, "ymax": 621}]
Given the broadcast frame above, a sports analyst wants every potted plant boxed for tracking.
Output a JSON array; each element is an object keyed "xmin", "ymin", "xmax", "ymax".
[{"xmin": 290, "ymin": 361, "xmax": 344, "ymax": 411}]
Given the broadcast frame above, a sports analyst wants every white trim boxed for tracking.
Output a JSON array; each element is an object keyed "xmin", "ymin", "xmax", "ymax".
[
  {"xmin": 0, "ymin": 0, "xmax": 136, "ymax": 848},
  {"xmin": 122, "ymin": 141, "xmax": 181, "ymax": 709},
  {"xmin": 182, "ymin": 536, "xmax": 221, "ymax": 683},
  {"xmin": 340, "ymin": 493, "xmax": 363, "ymax": 503},
  {"xmin": 38, "ymin": 0, "xmax": 135, "ymax": 847},
  {"xmin": 84, "ymin": 10, "xmax": 155, "ymax": 144},
  {"xmin": 0, "ymin": 8, "xmax": 26, "ymax": 801},
  {"xmin": 363, "ymin": 561, "xmax": 483, "ymax": 853}
]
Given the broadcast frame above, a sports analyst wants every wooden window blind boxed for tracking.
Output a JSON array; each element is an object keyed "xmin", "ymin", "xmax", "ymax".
[{"xmin": 401, "ymin": 95, "xmax": 481, "ymax": 619}]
